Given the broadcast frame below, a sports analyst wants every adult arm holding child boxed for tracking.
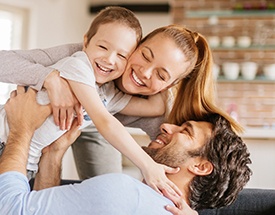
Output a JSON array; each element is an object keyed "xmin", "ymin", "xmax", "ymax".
[
  {"xmin": 0, "ymin": 86, "xmax": 51, "ymax": 175},
  {"xmin": 0, "ymin": 44, "xmax": 83, "ymax": 130},
  {"xmin": 33, "ymin": 118, "xmax": 81, "ymax": 190},
  {"xmin": 120, "ymin": 91, "xmax": 167, "ymax": 117}
]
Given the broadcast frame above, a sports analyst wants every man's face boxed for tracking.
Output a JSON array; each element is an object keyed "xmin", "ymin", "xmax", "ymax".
[{"xmin": 142, "ymin": 121, "xmax": 213, "ymax": 168}]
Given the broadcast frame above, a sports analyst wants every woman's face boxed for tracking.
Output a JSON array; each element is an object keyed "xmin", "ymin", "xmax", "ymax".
[{"xmin": 118, "ymin": 33, "xmax": 190, "ymax": 95}]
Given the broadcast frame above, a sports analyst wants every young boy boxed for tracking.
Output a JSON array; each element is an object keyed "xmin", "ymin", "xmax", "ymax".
[{"xmin": 0, "ymin": 6, "xmax": 178, "ymax": 195}]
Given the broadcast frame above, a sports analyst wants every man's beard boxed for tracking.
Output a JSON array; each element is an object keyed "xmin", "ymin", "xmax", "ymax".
[{"xmin": 142, "ymin": 146, "xmax": 187, "ymax": 168}]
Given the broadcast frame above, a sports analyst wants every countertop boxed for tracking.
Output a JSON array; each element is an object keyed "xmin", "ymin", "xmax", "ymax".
[{"xmin": 241, "ymin": 127, "xmax": 275, "ymax": 139}]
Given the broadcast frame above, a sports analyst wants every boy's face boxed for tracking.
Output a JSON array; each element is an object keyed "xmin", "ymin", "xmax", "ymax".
[{"xmin": 83, "ymin": 22, "xmax": 138, "ymax": 85}]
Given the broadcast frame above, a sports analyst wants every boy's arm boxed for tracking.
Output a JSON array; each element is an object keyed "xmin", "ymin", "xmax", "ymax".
[
  {"xmin": 0, "ymin": 43, "xmax": 82, "ymax": 91},
  {"xmin": 68, "ymin": 80, "xmax": 181, "ymax": 196},
  {"xmin": 120, "ymin": 93, "xmax": 166, "ymax": 117}
]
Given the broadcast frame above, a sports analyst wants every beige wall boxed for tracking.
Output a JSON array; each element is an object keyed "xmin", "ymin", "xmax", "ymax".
[{"xmin": 0, "ymin": 0, "xmax": 171, "ymax": 49}]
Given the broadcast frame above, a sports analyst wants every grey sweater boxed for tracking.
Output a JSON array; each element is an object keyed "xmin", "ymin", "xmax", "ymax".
[{"xmin": 0, "ymin": 43, "xmax": 163, "ymax": 139}]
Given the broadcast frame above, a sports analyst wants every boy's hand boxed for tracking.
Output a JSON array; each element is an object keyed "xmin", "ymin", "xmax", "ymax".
[
  {"xmin": 163, "ymin": 190, "xmax": 198, "ymax": 215},
  {"xmin": 44, "ymin": 70, "xmax": 83, "ymax": 130},
  {"xmin": 142, "ymin": 162, "xmax": 182, "ymax": 197}
]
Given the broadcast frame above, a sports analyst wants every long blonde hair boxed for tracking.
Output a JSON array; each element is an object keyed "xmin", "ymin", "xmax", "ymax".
[{"xmin": 143, "ymin": 25, "xmax": 242, "ymax": 132}]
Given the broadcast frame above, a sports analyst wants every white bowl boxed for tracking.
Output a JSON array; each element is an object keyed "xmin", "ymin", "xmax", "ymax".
[
  {"xmin": 222, "ymin": 62, "xmax": 240, "ymax": 80},
  {"xmin": 237, "ymin": 36, "xmax": 252, "ymax": 47},
  {"xmin": 222, "ymin": 36, "xmax": 235, "ymax": 47},
  {"xmin": 212, "ymin": 64, "xmax": 220, "ymax": 79},
  {"xmin": 263, "ymin": 64, "xmax": 275, "ymax": 80},
  {"xmin": 208, "ymin": 36, "xmax": 220, "ymax": 47},
  {"xmin": 241, "ymin": 62, "xmax": 258, "ymax": 80}
]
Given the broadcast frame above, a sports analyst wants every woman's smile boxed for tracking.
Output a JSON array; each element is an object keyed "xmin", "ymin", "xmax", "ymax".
[{"xmin": 131, "ymin": 70, "xmax": 145, "ymax": 86}]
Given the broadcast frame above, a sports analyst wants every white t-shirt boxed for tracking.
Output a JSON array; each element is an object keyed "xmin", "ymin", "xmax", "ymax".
[
  {"xmin": 0, "ymin": 51, "xmax": 132, "ymax": 172},
  {"xmin": 50, "ymin": 51, "xmax": 132, "ymax": 132}
]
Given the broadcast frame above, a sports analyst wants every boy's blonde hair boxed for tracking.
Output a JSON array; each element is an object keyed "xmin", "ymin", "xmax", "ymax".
[{"xmin": 86, "ymin": 6, "xmax": 142, "ymax": 44}]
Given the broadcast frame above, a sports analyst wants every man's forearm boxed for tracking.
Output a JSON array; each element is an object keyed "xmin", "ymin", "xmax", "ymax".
[
  {"xmin": 33, "ymin": 151, "xmax": 63, "ymax": 190},
  {"xmin": 34, "ymin": 118, "xmax": 80, "ymax": 190},
  {"xmin": 0, "ymin": 130, "xmax": 32, "ymax": 175}
]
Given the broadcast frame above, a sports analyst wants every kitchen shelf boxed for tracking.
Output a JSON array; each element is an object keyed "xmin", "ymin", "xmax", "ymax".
[
  {"xmin": 173, "ymin": 3, "xmax": 275, "ymax": 81},
  {"xmin": 211, "ymin": 45, "xmax": 275, "ymax": 50},
  {"xmin": 217, "ymin": 75, "xmax": 275, "ymax": 82},
  {"xmin": 185, "ymin": 9, "xmax": 275, "ymax": 18}
]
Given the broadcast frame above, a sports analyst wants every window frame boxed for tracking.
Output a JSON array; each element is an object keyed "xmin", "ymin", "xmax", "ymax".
[{"xmin": 0, "ymin": 3, "xmax": 29, "ymax": 104}]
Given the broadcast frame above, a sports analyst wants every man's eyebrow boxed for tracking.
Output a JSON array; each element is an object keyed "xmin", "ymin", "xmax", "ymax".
[
  {"xmin": 185, "ymin": 121, "xmax": 194, "ymax": 135},
  {"xmin": 144, "ymin": 46, "xmax": 171, "ymax": 80}
]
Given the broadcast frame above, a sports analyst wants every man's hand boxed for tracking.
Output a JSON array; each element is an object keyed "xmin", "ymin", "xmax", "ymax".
[
  {"xmin": 5, "ymin": 86, "xmax": 52, "ymax": 135},
  {"xmin": 34, "ymin": 119, "xmax": 81, "ymax": 190},
  {"xmin": 0, "ymin": 86, "xmax": 51, "ymax": 175},
  {"xmin": 163, "ymin": 190, "xmax": 198, "ymax": 215},
  {"xmin": 42, "ymin": 118, "xmax": 81, "ymax": 157},
  {"xmin": 43, "ymin": 70, "xmax": 83, "ymax": 130}
]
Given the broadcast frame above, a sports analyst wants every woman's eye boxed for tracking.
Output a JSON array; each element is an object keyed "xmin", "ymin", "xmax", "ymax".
[
  {"xmin": 158, "ymin": 72, "xmax": 166, "ymax": 81},
  {"xmin": 142, "ymin": 52, "xmax": 150, "ymax": 61},
  {"xmin": 98, "ymin": 45, "xmax": 107, "ymax": 50}
]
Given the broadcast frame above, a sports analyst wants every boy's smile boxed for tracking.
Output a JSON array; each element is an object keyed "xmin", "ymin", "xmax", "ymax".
[{"xmin": 83, "ymin": 22, "xmax": 138, "ymax": 86}]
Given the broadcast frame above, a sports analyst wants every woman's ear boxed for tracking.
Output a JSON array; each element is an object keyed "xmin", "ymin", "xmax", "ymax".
[{"xmin": 188, "ymin": 160, "xmax": 213, "ymax": 176}]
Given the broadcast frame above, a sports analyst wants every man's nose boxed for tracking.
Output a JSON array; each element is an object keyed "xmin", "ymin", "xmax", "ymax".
[{"xmin": 160, "ymin": 123, "xmax": 179, "ymax": 134}]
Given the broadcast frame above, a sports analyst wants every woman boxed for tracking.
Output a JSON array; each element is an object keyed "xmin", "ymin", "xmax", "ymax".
[{"xmin": 0, "ymin": 24, "xmax": 240, "ymax": 179}]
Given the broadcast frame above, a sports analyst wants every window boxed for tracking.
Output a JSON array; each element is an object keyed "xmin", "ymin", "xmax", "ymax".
[
  {"xmin": 0, "ymin": 11, "xmax": 12, "ymax": 50},
  {"xmin": 0, "ymin": 4, "xmax": 28, "ymax": 104}
]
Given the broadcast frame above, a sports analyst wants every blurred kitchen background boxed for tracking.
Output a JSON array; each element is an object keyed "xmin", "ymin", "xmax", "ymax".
[{"xmin": 1, "ymin": 0, "xmax": 275, "ymax": 189}]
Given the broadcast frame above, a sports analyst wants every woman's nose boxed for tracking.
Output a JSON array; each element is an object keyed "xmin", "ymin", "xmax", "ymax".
[{"xmin": 141, "ymin": 67, "xmax": 153, "ymax": 79}]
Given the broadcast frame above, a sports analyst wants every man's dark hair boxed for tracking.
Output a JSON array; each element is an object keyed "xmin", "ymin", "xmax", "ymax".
[{"xmin": 188, "ymin": 113, "xmax": 252, "ymax": 210}]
